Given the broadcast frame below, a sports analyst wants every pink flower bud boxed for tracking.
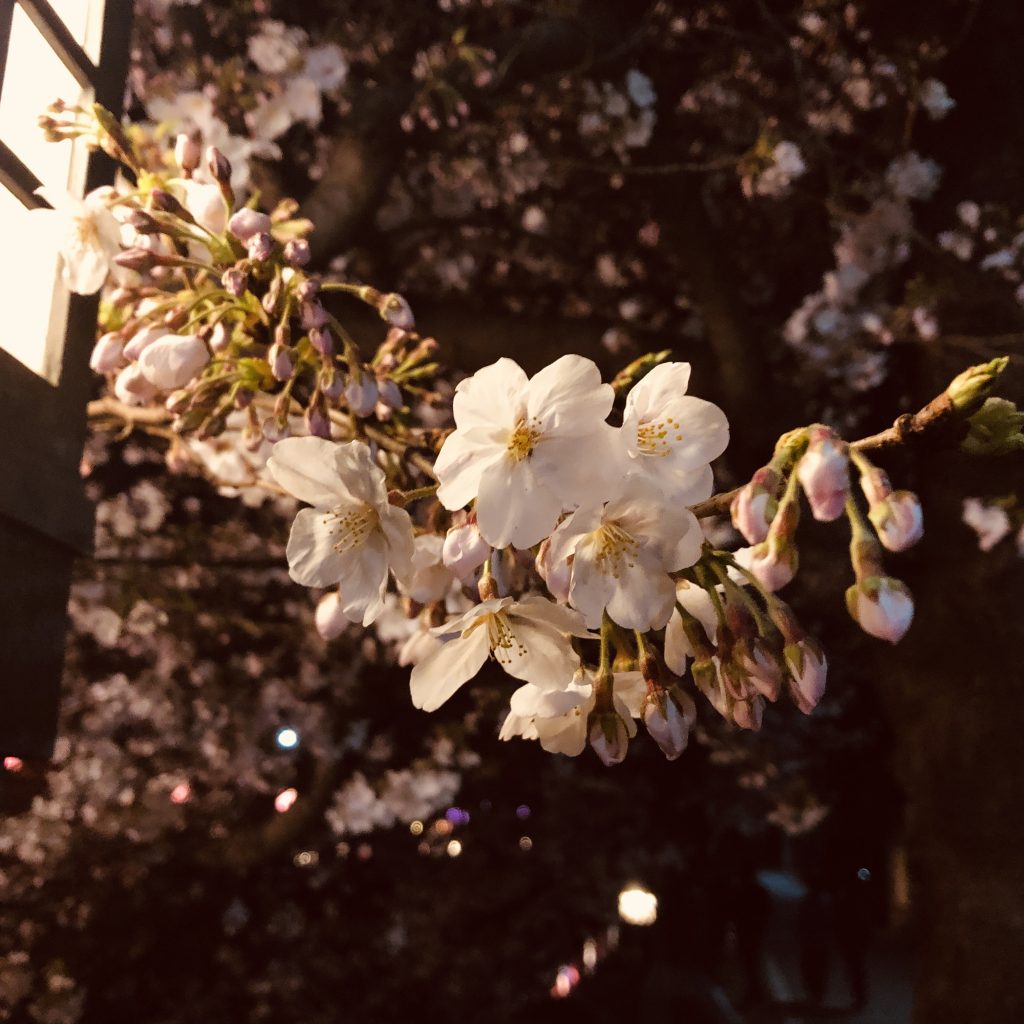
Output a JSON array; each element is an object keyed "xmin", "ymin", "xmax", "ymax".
[
  {"xmin": 175, "ymin": 133, "xmax": 201, "ymax": 174},
  {"xmin": 732, "ymin": 696, "xmax": 765, "ymax": 731},
  {"xmin": 377, "ymin": 378, "xmax": 403, "ymax": 410},
  {"xmin": 90, "ymin": 333, "xmax": 124, "ymax": 373},
  {"xmin": 315, "ymin": 591, "xmax": 349, "ymax": 640},
  {"xmin": 222, "ymin": 268, "xmax": 247, "ymax": 297},
  {"xmin": 589, "ymin": 712, "xmax": 630, "ymax": 766},
  {"xmin": 246, "ymin": 232, "xmax": 273, "ymax": 262},
  {"xmin": 734, "ymin": 541, "xmax": 797, "ymax": 593},
  {"xmin": 296, "ymin": 277, "xmax": 320, "ymax": 302},
  {"xmin": 113, "ymin": 363, "xmax": 159, "ymax": 405},
  {"xmin": 846, "ymin": 576, "xmax": 914, "ymax": 644},
  {"xmin": 730, "ymin": 468, "xmax": 779, "ymax": 544},
  {"xmin": 784, "ymin": 640, "xmax": 827, "ymax": 714},
  {"xmin": 380, "ymin": 293, "xmax": 415, "ymax": 330},
  {"xmin": 268, "ymin": 342, "xmax": 295, "ymax": 382},
  {"xmin": 859, "ymin": 465, "xmax": 892, "ymax": 506},
  {"xmin": 443, "ymin": 522, "xmax": 490, "ymax": 581},
  {"xmin": 284, "ymin": 239, "xmax": 310, "ymax": 267},
  {"xmin": 642, "ymin": 691, "xmax": 694, "ymax": 760},
  {"xmin": 309, "ymin": 326, "xmax": 333, "ymax": 357},
  {"xmin": 344, "ymin": 375, "xmax": 378, "ymax": 417},
  {"xmin": 796, "ymin": 428, "xmax": 849, "ymax": 521},
  {"xmin": 868, "ymin": 491, "xmax": 923, "ymax": 552},
  {"xmin": 740, "ymin": 639, "xmax": 783, "ymax": 702},
  {"xmin": 205, "ymin": 145, "xmax": 232, "ymax": 184},
  {"xmin": 228, "ymin": 208, "xmax": 272, "ymax": 241},
  {"xmin": 306, "ymin": 405, "xmax": 332, "ymax": 439},
  {"xmin": 209, "ymin": 321, "xmax": 231, "ymax": 353},
  {"xmin": 300, "ymin": 300, "xmax": 328, "ymax": 330}
]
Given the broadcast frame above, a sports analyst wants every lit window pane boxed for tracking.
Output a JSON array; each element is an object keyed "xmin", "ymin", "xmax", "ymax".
[
  {"xmin": 45, "ymin": 0, "xmax": 107, "ymax": 63},
  {"xmin": 0, "ymin": 185, "xmax": 69, "ymax": 382},
  {"xmin": 0, "ymin": 5, "xmax": 89, "ymax": 195}
]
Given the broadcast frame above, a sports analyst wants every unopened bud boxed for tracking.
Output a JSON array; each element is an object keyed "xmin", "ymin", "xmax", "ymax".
[
  {"xmin": 734, "ymin": 540, "xmax": 797, "ymax": 593},
  {"xmin": 315, "ymin": 591, "xmax": 349, "ymax": 640},
  {"xmin": 89, "ymin": 333, "xmax": 124, "ymax": 373},
  {"xmin": 299, "ymin": 300, "xmax": 328, "ymax": 330},
  {"xmin": 588, "ymin": 710, "xmax": 630, "ymax": 766},
  {"xmin": 858, "ymin": 464, "xmax": 892, "ymax": 506},
  {"xmin": 642, "ymin": 689, "xmax": 694, "ymax": 760},
  {"xmin": 209, "ymin": 321, "xmax": 232, "ymax": 353},
  {"xmin": 379, "ymin": 293, "xmax": 415, "ymax": 330},
  {"xmin": 797, "ymin": 426, "xmax": 850, "ymax": 522},
  {"xmin": 377, "ymin": 377, "xmax": 403, "ymax": 411},
  {"xmin": 205, "ymin": 145, "xmax": 232, "ymax": 185},
  {"xmin": 114, "ymin": 247, "xmax": 159, "ymax": 272},
  {"xmin": 344, "ymin": 375, "xmax": 379, "ymax": 417},
  {"xmin": 284, "ymin": 238, "xmax": 310, "ymax": 267},
  {"xmin": 175, "ymin": 132, "xmax": 201, "ymax": 175},
  {"xmin": 869, "ymin": 491, "xmax": 923, "ymax": 552},
  {"xmin": 784, "ymin": 639, "xmax": 827, "ymax": 715},
  {"xmin": 309, "ymin": 326, "xmax": 333, "ymax": 357},
  {"xmin": 127, "ymin": 209, "xmax": 162, "ymax": 235},
  {"xmin": 221, "ymin": 267, "xmax": 247, "ymax": 297},
  {"xmin": 268, "ymin": 342, "xmax": 295, "ymax": 381},
  {"xmin": 247, "ymin": 232, "xmax": 273, "ymax": 262},
  {"xmin": 731, "ymin": 466, "xmax": 780, "ymax": 545},
  {"xmin": 149, "ymin": 188, "xmax": 192, "ymax": 221},
  {"xmin": 228, "ymin": 208, "xmax": 272, "ymax": 242},
  {"xmin": 296, "ymin": 276, "xmax": 320, "ymax": 302},
  {"xmin": 306, "ymin": 403, "xmax": 332, "ymax": 439},
  {"xmin": 732, "ymin": 696, "xmax": 765, "ymax": 731},
  {"xmin": 846, "ymin": 576, "xmax": 914, "ymax": 644},
  {"xmin": 320, "ymin": 369, "xmax": 344, "ymax": 401},
  {"xmin": 947, "ymin": 357, "xmax": 1008, "ymax": 413}
]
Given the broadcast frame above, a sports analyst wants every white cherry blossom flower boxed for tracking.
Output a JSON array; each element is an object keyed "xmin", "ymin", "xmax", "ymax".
[
  {"xmin": 409, "ymin": 596, "xmax": 591, "ymax": 711},
  {"xmin": 546, "ymin": 478, "xmax": 704, "ymax": 630},
  {"xmin": 434, "ymin": 355, "xmax": 620, "ymax": 549},
  {"xmin": 31, "ymin": 187, "xmax": 121, "ymax": 295},
  {"xmin": 499, "ymin": 670, "xmax": 645, "ymax": 757},
  {"xmin": 403, "ymin": 534, "xmax": 457, "ymax": 604},
  {"xmin": 267, "ymin": 438, "xmax": 415, "ymax": 626},
  {"xmin": 619, "ymin": 362, "xmax": 729, "ymax": 504}
]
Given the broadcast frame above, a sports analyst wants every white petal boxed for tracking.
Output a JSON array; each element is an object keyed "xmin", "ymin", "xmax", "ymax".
[
  {"xmin": 497, "ymin": 618, "xmax": 580, "ymax": 690},
  {"xmin": 663, "ymin": 609, "xmax": 691, "ymax": 675},
  {"xmin": 267, "ymin": 437, "xmax": 348, "ymax": 507},
  {"xmin": 434, "ymin": 429, "xmax": 505, "ymax": 511},
  {"xmin": 509, "ymin": 682, "xmax": 589, "ymax": 718},
  {"xmin": 335, "ymin": 534, "xmax": 390, "ymax": 626},
  {"xmin": 286, "ymin": 507, "xmax": 346, "ymax": 587},
  {"xmin": 379, "ymin": 505, "xmax": 415, "ymax": 583},
  {"xmin": 613, "ymin": 671, "xmax": 647, "ymax": 717},
  {"xmin": 536, "ymin": 710, "xmax": 590, "ymax": 756},
  {"xmin": 625, "ymin": 363, "xmax": 692, "ymax": 422},
  {"xmin": 512, "ymin": 595, "xmax": 593, "ymax": 638},
  {"xmin": 409, "ymin": 628, "xmax": 491, "ymax": 711},
  {"xmin": 452, "ymin": 358, "xmax": 527, "ymax": 430},
  {"xmin": 666, "ymin": 509, "xmax": 704, "ymax": 570},
  {"xmin": 526, "ymin": 354, "xmax": 612, "ymax": 435},
  {"xmin": 137, "ymin": 335, "xmax": 210, "ymax": 389},
  {"xmin": 604, "ymin": 557, "xmax": 676, "ymax": 631},
  {"xmin": 475, "ymin": 456, "xmax": 563, "ymax": 549}
]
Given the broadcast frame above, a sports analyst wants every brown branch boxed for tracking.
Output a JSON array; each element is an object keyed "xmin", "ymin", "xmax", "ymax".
[{"xmin": 690, "ymin": 388, "xmax": 966, "ymax": 519}]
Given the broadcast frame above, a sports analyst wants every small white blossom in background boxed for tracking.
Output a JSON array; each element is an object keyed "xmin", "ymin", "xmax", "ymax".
[
  {"xmin": 753, "ymin": 141, "xmax": 807, "ymax": 198},
  {"xmin": 962, "ymin": 497, "xmax": 1012, "ymax": 551},
  {"xmin": 919, "ymin": 79, "xmax": 956, "ymax": 121},
  {"xmin": 885, "ymin": 152, "xmax": 942, "ymax": 201}
]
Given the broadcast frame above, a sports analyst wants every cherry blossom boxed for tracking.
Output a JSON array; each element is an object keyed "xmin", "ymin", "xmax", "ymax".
[
  {"xmin": 267, "ymin": 438, "xmax": 415, "ymax": 625},
  {"xmin": 434, "ymin": 355, "xmax": 620, "ymax": 549},
  {"xmin": 409, "ymin": 596, "xmax": 591, "ymax": 711},
  {"xmin": 619, "ymin": 362, "xmax": 729, "ymax": 504}
]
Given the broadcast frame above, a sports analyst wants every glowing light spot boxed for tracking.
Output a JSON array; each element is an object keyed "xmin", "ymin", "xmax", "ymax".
[
  {"xmin": 169, "ymin": 783, "xmax": 191, "ymax": 805},
  {"xmin": 410, "ymin": 820, "xmax": 424, "ymax": 836},
  {"xmin": 445, "ymin": 807, "xmax": 470, "ymax": 826},
  {"xmin": 446, "ymin": 839, "xmax": 463, "ymax": 858},
  {"xmin": 336, "ymin": 842, "xmax": 351, "ymax": 857},
  {"xmin": 417, "ymin": 841, "xmax": 431, "ymax": 856},
  {"xmin": 275, "ymin": 727, "xmax": 299, "ymax": 749},
  {"xmin": 857, "ymin": 867, "xmax": 872, "ymax": 881},
  {"xmin": 294, "ymin": 850, "xmax": 318, "ymax": 867},
  {"xmin": 618, "ymin": 884, "xmax": 658, "ymax": 926},
  {"xmin": 582, "ymin": 938, "xmax": 598, "ymax": 971},
  {"xmin": 551, "ymin": 965, "xmax": 580, "ymax": 999},
  {"xmin": 3, "ymin": 756, "xmax": 24, "ymax": 772},
  {"xmin": 434, "ymin": 818, "xmax": 452, "ymax": 835},
  {"xmin": 274, "ymin": 787, "xmax": 298, "ymax": 813},
  {"xmin": 515, "ymin": 804, "xmax": 530, "ymax": 820},
  {"xmin": 356, "ymin": 843, "xmax": 372, "ymax": 860},
  {"xmin": 519, "ymin": 836, "xmax": 533, "ymax": 852}
]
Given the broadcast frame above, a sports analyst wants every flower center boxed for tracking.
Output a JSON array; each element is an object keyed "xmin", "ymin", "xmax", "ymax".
[
  {"xmin": 593, "ymin": 521, "xmax": 640, "ymax": 578},
  {"xmin": 323, "ymin": 504, "xmax": 379, "ymax": 554},
  {"xmin": 636, "ymin": 416, "xmax": 683, "ymax": 457},
  {"xmin": 74, "ymin": 213, "xmax": 99, "ymax": 247},
  {"xmin": 486, "ymin": 612, "xmax": 527, "ymax": 664},
  {"xmin": 506, "ymin": 417, "xmax": 543, "ymax": 462}
]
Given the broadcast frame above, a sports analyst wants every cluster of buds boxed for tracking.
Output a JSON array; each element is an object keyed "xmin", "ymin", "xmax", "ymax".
[
  {"xmin": 71, "ymin": 104, "xmax": 442, "ymax": 460},
  {"xmin": 729, "ymin": 421, "xmax": 923, "ymax": 645}
]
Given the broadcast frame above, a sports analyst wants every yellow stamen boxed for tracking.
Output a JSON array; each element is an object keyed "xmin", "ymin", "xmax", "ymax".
[
  {"xmin": 507, "ymin": 417, "xmax": 543, "ymax": 462},
  {"xmin": 636, "ymin": 416, "xmax": 683, "ymax": 457},
  {"xmin": 322, "ymin": 504, "xmax": 378, "ymax": 553},
  {"xmin": 594, "ymin": 521, "xmax": 639, "ymax": 579}
]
